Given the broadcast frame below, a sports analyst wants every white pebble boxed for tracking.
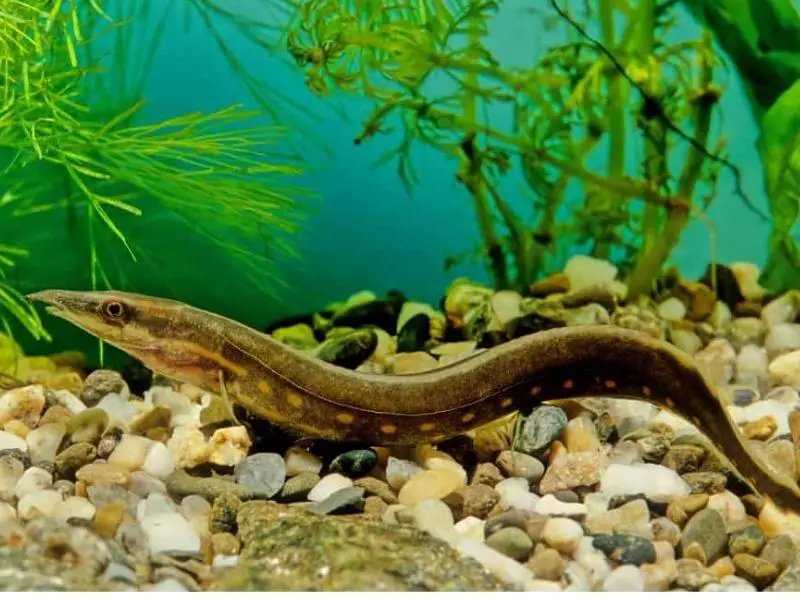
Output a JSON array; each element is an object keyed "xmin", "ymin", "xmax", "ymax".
[
  {"xmin": 564, "ymin": 255, "xmax": 618, "ymax": 291},
  {"xmin": 454, "ymin": 516, "xmax": 485, "ymax": 543},
  {"xmin": 658, "ymin": 298, "xmax": 686, "ymax": 321},
  {"xmin": 720, "ymin": 575, "xmax": 756, "ymax": 592},
  {"xmin": 108, "ymin": 434, "xmax": 154, "ymax": 471},
  {"xmin": 0, "ymin": 501, "xmax": 16, "ymax": 523},
  {"xmin": 535, "ymin": 494, "xmax": 588, "ymax": 517},
  {"xmin": 765, "ymin": 324, "xmax": 800, "ymax": 357},
  {"xmin": 213, "ymin": 554, "xmax": 239, "ymax": 569},
  {"xmin": 26, "ymin": 423, "xmax": 66, "ymax": 464},
  {"xmin": 14, "ymin": 467, "xmax": 52, "ymax": 499},
  {"xmin": 307, "ymin": 473, "xmax": 353, "ymax": 502},
  {"xmin": 180, "ymin": 495, "xmax": 212, "ymax": 536},
  {"xmin": 52, "ymin": 390, "xmax": 87, "ymax": 414},
  {"xmin": 600, "ymin": 463, "xmax": 691, "ymax": 502},
  {"xmin": 495, "ymin": 478, "xmax": 538, "ymax": 512},
  {"xmin": 583, "ymin": 493, "xmax": 610, "ymax": 515},
  {"xmin": 149, "ymin": 579, "xmax": 188, "ymax": 592},
  {"xmin": 603, "ymin": 565, "xmax": 645, "ymax": 591},
  {"xmin": 456, "ymin": 539, "xmax": 534, "ymax": 588},
  {"xmin": 707, "ymin": 491, "xmax": 747, "ymax": 529},
  {"xmin": 385, "ymin": 457, "xmax": 423, "ymax": 491},
  {"xmin": 0, "ymin": 431, "xmax": 26, "ymax": 452},
  {"xmin": 55, "ymin": 496, "xmax": 96, "ymax": 522},
  {"xmin": 129, "ymin": 471, "xmax": 168, "ymax": 497},
  {"xmin": 523, "ymin": 580, "xmax": 563, "ymax": 591},
  {"xmin": 769, "ymin": 350, "xmax": 800, "ymax": 388},
  {"xmin": 17, "ymin": 489, "xmax": 63, "ymax": 520},
  {"xmin": 542, "ymin": 517, "xmax": 584, "ymax": 553},
  {"xmin": 731, "ymin": 399, "xmax": 797, "ymax": 436},
  {"xmin": 97, "ymin": 393, "xmax": 138, "ymax": 425},
  {"xmin": 148, "ymin": 387, "xmax": 198, "ymax": 427},
  {"xmin": 142, "ymin": 442, "xmax": 175, "ymax": 480},
  {"xmin": 140, "ymin": 513, "xmax": 201, "ymax": 555},
  {"xmin": 137, "ymin": 492, "xmax": 178, "ymax": 522},
  {"xmin": 284, "ymin": 446, "xmax": 322, "ymax": 476},
  {"xmin": 412, "ymin": 499, "xmax": 456, "ymax": 543},
  {"xmin": 574, "ymin": 537, "xmax": 612, "ymax": 586}
]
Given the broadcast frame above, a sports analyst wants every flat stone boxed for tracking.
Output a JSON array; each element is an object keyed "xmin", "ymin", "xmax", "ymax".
[{"xmin": 211, "ymin": 501, "xmax": 506, "ymax": 591}]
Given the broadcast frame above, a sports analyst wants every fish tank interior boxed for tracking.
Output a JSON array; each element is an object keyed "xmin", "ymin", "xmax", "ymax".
[
  {"xmin": 0, "ymin": 0, "xmax": 797, "ymax": 366},
  {"xmin": 0, "ymin": 0, "xmax": 800, "ymax": 593}
]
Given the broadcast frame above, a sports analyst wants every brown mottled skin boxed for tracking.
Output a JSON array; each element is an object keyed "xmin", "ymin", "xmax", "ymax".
[{"xmin": 26, "ymin": 290, "xmax": 800, "ymax": 514}]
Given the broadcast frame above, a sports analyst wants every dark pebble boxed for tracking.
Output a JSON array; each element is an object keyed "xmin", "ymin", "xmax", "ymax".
[
  {"xmin": 315, "ymin": 329, "xmax": 378, "ymax": 369},
  {"xmin": 484, "ymin": 509, "xmax": 528, "ymax": 537},
  {"xmin": 592, "ymin": 534, "xmax": 656, "ymax": 566},
  {"xmin": 331, "ymin": 297, "xmax": 404, "ymax": 334},
  {"xmin": 0, "ymin": 449, "xmax": 31, "ymax": 470},
  {"xmin": 397, "ymin": 314, "xmax": 432, "ymax": 352},
  {"xmin": 307, "ymin": 486, "xmax": 365, "ymax": 515},
  {"xmin": 278, "ymin": 472, "xmax": 321, "ymax": 503},
  {"xmin": 329, "ymin": 449, "xmax": 378, "ymax": 478},
  {"xmin": 553, "ymin": 490, "xmax": 580, "ymax": 504},
  {"xmin": 607, "ymin": 494, "xmax": 666, "ymax": 517},
  {"xmin": 515, "ymin": 406, "xmax": 567, "ymax": 456}
]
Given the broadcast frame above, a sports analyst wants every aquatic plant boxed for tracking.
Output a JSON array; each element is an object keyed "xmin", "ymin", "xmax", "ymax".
[
  {"xmin": 683, "ymin": 0, "xmax": 800, "ymax": 291},
  {"xmin": 0, "ymin": 0, "xmax": 311, "ymax": 359},
  {"xmin": 280, "ymin": 0, "xmax": 750, "ymax": 296}
]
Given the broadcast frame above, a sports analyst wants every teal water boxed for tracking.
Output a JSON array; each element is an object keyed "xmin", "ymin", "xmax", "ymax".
[{"xmin": 4, "ymin": 1, "xmax": 782, "ymax": 361}]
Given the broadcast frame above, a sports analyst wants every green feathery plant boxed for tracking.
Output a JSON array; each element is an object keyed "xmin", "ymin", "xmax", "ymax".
[{"xmin": 0, "ymin": 0, "xmax": 313, "ymax": 361}]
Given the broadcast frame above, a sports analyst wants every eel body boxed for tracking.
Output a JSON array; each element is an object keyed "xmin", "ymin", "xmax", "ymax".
[{"xmin": 26, "ymin": 290, "xmax": 800, "ymax": 513}]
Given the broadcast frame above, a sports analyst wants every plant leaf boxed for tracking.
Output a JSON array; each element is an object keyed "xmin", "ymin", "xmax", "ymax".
[{"xmin": 758, "ymin": 79, "xmax": 800, "ymax": 291}]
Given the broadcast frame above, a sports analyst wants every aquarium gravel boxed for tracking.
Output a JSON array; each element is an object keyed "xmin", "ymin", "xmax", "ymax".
[{"xmin": 1, "ymin": 256, "xmax": 800, "ymax": 591}]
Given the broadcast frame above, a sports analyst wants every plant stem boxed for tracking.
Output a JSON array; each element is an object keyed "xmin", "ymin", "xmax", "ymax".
[
  {"xmin": 637, "ymin": 0, "xmax": 664, "ymax": 261},
  {"xmin": 626, "ymin": 32, "xmax": 715, "ymax": 299},
  {"xmin": 459, "ymin": 16, "xmax": 507, "ymax": 290},
  {"xmin": 593, "ymin": 0, "xmax": 626, "ymax": 259}
]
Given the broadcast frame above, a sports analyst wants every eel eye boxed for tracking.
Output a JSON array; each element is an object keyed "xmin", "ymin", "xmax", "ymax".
[{"xmin": 103, "ymin": 300, "xmax": 125, "ymax": 319}]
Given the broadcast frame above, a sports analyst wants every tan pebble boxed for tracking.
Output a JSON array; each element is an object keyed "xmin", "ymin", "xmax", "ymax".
[
  {"xmin": 108, "ymin": 434, "xmax": 154, "ymax": 471},
  {"xmin": 666, "ymin": 503, "xmax": 688, "ymax": 528},
  {"xmin": 93, "ymin": 500, "xmax": 127, "ymax": 538},
  {"xmin": 372, "ymin": 447, "xmax": 390, "ymax": 468},
  {"xmin": 208, "ymin": 426, "xmax": 251, "ymax": 467},
  {"xmin": 708, "ymin": 556, "xmax": 735, "ymax": 579},
  {"xmin": 742, "ymin": 415, "xmax": 778, "ymax": 441},
  {"xmin": 525, "ymin": 547, "xmax": 566, "ymax": 581},
  {"xmin": 758, "ymin": 501, "xmax": 800, "ymax": 544},
  {"xmin": 388, "ymin": 351, "xmax": 438, "ymax": 374},
  {"xmin": 398, "ymin": 469, "xmax": 466, "ymax": 507},
  {"xmin": 363, "ymin": 495, "xmax": 389, "ymax": 518},
  {"xmin": 75, "ymin": 481, "xmax": 87, "ymax": 498},
  {"xmin": 732, "ymin": 553, "xmax": 779, "ymax": 589},
  {"xmin": 167, "ymin": 426, "xmax": 211, "ymax": 469},
  {"xmin": 641, "ymin": 561, "xmax": 677, "ymax": 591},
  {"xmin": 210, "ymin": 532, "xmax": 240, "ymax": 556},
  {"xmin": 38, "ymin": 406, "xmax": 72, "ymax": 427},
  {"xmin": 547, "ymin": 440, "xmax": 568, "ymax": 465},
  {"xmin": 563, "ymin": 414, "xmax": 600, "ymax": 453},
  {"xmin": 4, "ymin": 420, "xmax": 29, "ymax": 439},
  {"xmin": 0, "ymin": 385, "xmax": 46, "ymax": 428},
  {"xmin": 652, "ymin": 540, "xmax": 675, "ymax": 563},
  {"xmin": 682, "ymin": 541, "xmax": 707, "ymax": 565},
  {"xmin": 424, "ymin": 458, "xmax": 467, "ymax": 487},
  {"xmin": 75, "ymin": 463, "xmax": 132, "ymax": 487}
]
